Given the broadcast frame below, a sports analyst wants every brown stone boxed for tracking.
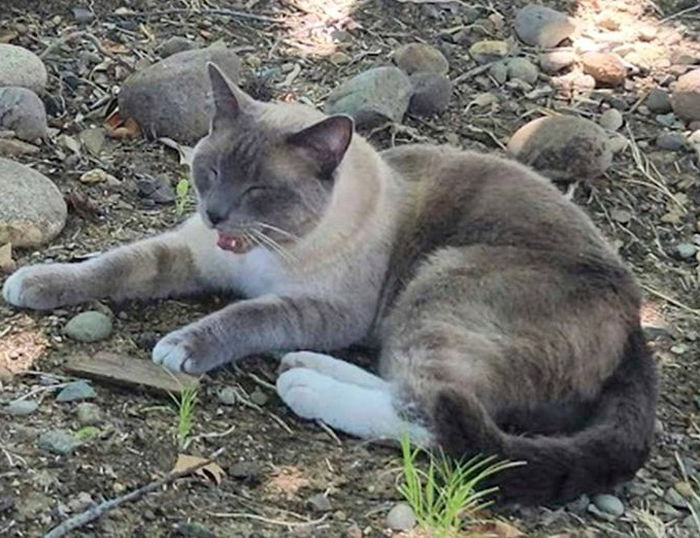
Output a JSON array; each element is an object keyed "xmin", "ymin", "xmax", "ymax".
[{"xmin": 582, "ymin": 52, "xmax": 627, "ymax": 86}]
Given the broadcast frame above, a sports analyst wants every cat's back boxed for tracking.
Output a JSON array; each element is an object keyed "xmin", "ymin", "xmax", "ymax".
[{"xmin": 382, "ymin": 144, "xmax": 611, "ymax": 257}]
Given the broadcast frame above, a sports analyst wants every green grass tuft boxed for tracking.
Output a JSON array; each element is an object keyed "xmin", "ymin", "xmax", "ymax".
[
  {"xmin": 175, "ymin": 178, "xmax": 190, "ymax": 217},
  {"xmin": 397, "ymin": 433, "xmax": 523, "ymax": 537},
  {"xmin": 169, "ymin": 386, "xmax": 199, "ymax": 449}
]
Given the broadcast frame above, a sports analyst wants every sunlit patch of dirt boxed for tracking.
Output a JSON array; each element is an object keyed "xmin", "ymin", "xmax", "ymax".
[
  {"xmin": 0, "ymin": 314, "xmax": 49, "ymax": 374},
  {"xmin": 281, "ymin": 0, "xmax": 359, "ymax": 55},
  {"xmin": 264, "ymin": 465, "xmax": 311, "ymax": 497}
]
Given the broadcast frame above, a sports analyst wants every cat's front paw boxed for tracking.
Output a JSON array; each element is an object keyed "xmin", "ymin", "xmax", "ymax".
[
  {"xmin": 2, "ymin": 264, "xmax": 82, "ymax": 310},
  {"xmin": 152, "ymin": 327, "xmax": 229, "ymax": 375}
]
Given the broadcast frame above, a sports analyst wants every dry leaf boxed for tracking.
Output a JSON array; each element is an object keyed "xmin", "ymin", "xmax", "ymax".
[
  {"xmin": 467, "ymin": 521, "xmax": 523, "ymax": 538},
  {"xmin": 173, "ymin": 454, "xmax": 226, "ymax": 485},
  {"xmin": 158, "ymin": 137, "xmax": 194, "ymax": 167},
  {"xmin": 104, "ymin": 109, "xmax": 141, "ymax": 139}
]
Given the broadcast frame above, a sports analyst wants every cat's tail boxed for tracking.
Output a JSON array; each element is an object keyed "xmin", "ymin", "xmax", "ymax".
[{"xmin": 432, "ymin": 326, "xmax": 657, "ymax": 505}]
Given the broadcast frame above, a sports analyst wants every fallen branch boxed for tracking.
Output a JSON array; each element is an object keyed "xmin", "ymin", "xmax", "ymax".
[
  {"xmin": 43, "ymin": 447, "xmax": 225, "ymax": 538},
  {"xmin": 107, "ymin": 8, "xmax": 280, "ymax": 23}
]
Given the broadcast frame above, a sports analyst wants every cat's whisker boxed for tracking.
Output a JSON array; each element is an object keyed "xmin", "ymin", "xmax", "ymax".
[
  {"xmin": 250, "ymin": 229, "xmax": 298, "ymax": 265},
  {"xmin": 255, "ymin": 222, "xmax": 301, "ymax": 242}
]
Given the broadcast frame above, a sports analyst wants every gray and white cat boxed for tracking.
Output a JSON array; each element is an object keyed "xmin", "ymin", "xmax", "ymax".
[{"xmin": 2, "ymin": 64, "xmax": 657, "ymax": 505}]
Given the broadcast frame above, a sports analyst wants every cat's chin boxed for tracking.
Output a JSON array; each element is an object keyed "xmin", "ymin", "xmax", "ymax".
[{"xmin": 216, "ymin": 231, "xmax": 253, "ymax": 254}]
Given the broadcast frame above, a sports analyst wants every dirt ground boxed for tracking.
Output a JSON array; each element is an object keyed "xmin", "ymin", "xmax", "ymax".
[{"xmin": 1, "ymin": 0, "xmax": 700, "ymax": 536}]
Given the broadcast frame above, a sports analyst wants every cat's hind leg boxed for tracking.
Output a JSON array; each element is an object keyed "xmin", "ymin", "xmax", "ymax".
[
  {"xmin": 276, "ymin": 365, "xmax": 432, "ymax": 446},
  {"xmin": 279, "ymin": 351, "xmax": 387, "ymax": 389}
]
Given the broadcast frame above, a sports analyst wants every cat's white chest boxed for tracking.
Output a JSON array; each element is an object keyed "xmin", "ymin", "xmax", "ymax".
[{"xmin": 234, "ymin": 247, "xmax": 286, "ymax": 297}]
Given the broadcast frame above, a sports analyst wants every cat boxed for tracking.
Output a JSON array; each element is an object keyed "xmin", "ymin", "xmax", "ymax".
[{"xmin": 2, "ymin": 63, "xmax": 657, "ymax": 505}]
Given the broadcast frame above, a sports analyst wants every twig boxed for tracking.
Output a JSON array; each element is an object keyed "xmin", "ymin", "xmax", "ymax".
[
  {"xmin": 452, "ymin": 61, "xmax": 499, "ymax": 85},
  {"xmin": 182, "ymin": 424, "xmax": 236, "ymax": 452},
  {"xmin": 660, "ymin": 4, "xmax": 700, "ymax": 23},
  {"xmin": 107, "ymin": 8, "xmax": 280, "ymax": 23},
  {"xmin": 207, "ymin": 511, "xmax": 329, "ymax": 527},
  {"xmin": 43, "ymin": 447, "xmax": 225, "ymax": 538},
  {"xmin": 316, "ymin": 420, "xmax": 342, "ymax": 445},
  {"xmin": 641, "ymin": 284, "xmax": 700, "ymax": 317},
  {"xmin": 39, "ymin": 31, "xmax": 133, "ymax": 72}
]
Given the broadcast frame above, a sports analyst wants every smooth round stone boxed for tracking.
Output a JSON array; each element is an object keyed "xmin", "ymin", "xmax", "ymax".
[
  {"xmin": 507, "ymin": 57, "xmax": 539, "ymax": 85},
  {"xmin": 218, "ymin": 386, "xmax": 238, "ymax": 406},
  {"xmin": 507, "ymin": 115, "xmax": 613, "ymax": 181},
  {"xmin": 0, "ymin": 87, "xmax": 48, "ymax": 141},
  {"xmin": 394, "ymin": 43, "xmax": 449, "ymax": 75},
  {"xmin": 591, "ymin": 494, "xmax": 625, "ymax": 518},
  {"xmin": 672, "ymin": 69, "xmax": 700, "ymax": 121},
  {"xmin": 408, "ymin": 72, "xmax": 452, "ymax": 116},
  {"xmin": 56, "ymin": 380, "xmax": 97, "ymax": 402},
  {"xmin": 64, "ymin": 311, "xmax": 113, "ymax": 342},
  {"xmin": 386, "ymin": 502, "xmax": 416, "ymax": 531},
  {"xmin": 38, "ymin": 429, "xmax": 79, "ymax": 455},
  {"xmin": 469, "ymin": 40, "xmax": 508, "ymax": 64},
  {"xmin": 0, "ymin": 157, "xmax": 67, "ymax": 247},
  {"xmin": 515, "ymin": 5, "xmax": 576, "ymax": 48},
  {"xmin": 599, "ymin": 109, "xmax": 624, "ymax": 131},
  {"xmin": 646, "ymin": 88, "xmax": 672, "ymax": 114},
  {"xmin": 0, "ymin": 44, "xmax": 48, "ymax": 93},
  {"xmin": 540, "ymin": 50, "xmax": 577, "ymax": 74},
  {"xmin": 582, "ymin": 52, "xmax": 627, "ymax": 87},
  {"xmin": 656, "ymin": 132, "xmax": 687, "ymax": 152},
  {"xmin": 673, "ymin": 243, "xmax": 697, "ymax": 259}
]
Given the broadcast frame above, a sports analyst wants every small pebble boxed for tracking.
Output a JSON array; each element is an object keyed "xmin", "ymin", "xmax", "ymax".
[
  {"xmin": 590, "ymin": 494, "xmax": 624, "ymax": 519},
  {"xmin": 645, "ymin": 88, "xmax": 672, "ymax": 114},
  {"xmin": 599, "ymin": 109, "xmax": 623, "ymax": 131},
  {"xmin": 673, "ymin": 243, "xmax": 697, "ymax": 259},
  {"xmin": 307, "ymin": 493, "xmax": 332, "ymax": 513},
  {"xmin": 218, "ymin": 386, "xmax": 238, "ymax": 406},
  {"xmin": 56, "ymin": 380, "xmax": 96, "ymax": 402},
  {"xmin": 76, "ymin": 402, "xmax": 102, "ymax": 425},
  {"xmin": 38, "ymin": 429, "xmax": 79, "ymax": 455},
  {"xmin": 7, "ymin": 398, "xmax": 38, "ymax": 416},
  {"xmin": 174, "ymin": 522, "xmax": 216, "ymax": 538},
  {"xmin": 250, "ymin": 389, "xmax": 269, "ymax": 406},
  {"xmin": 656, "ymin": 132, "xmax": 687, "ymax": 152},
  {"xmin": 386, "ymin": 502, "xmax": 416, "ymax": 531},
  {"xmin": 64, "ymin": 311, "xmax": 113, "ymax": 342},
  {"xmin": 229, "ymin": 461, "xmax": 260, "ymax": 481}
]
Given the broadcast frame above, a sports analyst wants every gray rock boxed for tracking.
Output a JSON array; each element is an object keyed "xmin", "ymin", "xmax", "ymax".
[
  {"xmin": 174, "ymin": 522, "xmax": 216, "ymax": 538},
  {"xmin": 0, "ymin": 157, "xmax": 67, "ymax": 247},
  {"xmin": 567, "ymin": 494, "xmax": 590, "ymax": 515},
  {"xmin": 0, "ymin": 87, "xmax": 48, "ymax": 141},
  {"xmin": 307, "ymin": 493, "xmax": 332, "ymax": 513},
  {"xmin": 591, "ymin": 494, "xmax": 624, "ymax": 519},
  {"xmin": 0, "ymin": 138, "xmax": 39, "ymax": 157},
  {"xmin": 408, "ymin": 72, "xmax": 452, "ymax": 116},
  {"xmin": 672, "ymin": 69, "xmax": 700, "ymax": 121},
  {"xmin": 158, "ymin": 36, "xmax": 197, "ymax": 58},
  {"xmin": 72, "ymin": 7, "xmax": 95, "ymax": 24},
  {"xmin": 394, "ymin": 43, "xmax": 449, "ymax": 75},
  {"xmin": 38, "ymin": 429, "xmax": 79, "ymax": 455},
  {"xmin": 79, "ymin": 127, "xmax": 106, "ymax": 157},
  {"xmin": 488, "ymin": 62, "xmax": 508, "ymax": 85},
  {"xmin": 7, "ymin": 398, "xmax": 39, "ymax": 416},
  {"xmin": 673, "ymin": 243, "xmax": 697, "ymax": 259},
  {"xmin": 656, "ymin": 132, "xmax": 686, "ymax": 152},
  {"xmin": 599, "ymin": 109, "xmax": 623, "ymax": 131},
  {"xmin": 507, "ymin": 116, "xmax": 613, "ymax": 181},
  {"xmin": 515, "ymin": 5, "xmax": 576, "ymax": 48},
  {"xmin": 646, "ymin": 89, "xmax": 672, "ymax": 114},
  {"xmin": 250, "ymin": 388, "xmax": 269, "ymax": 406},
  {"xmin": 0, "ymin": 44, "xmax": 48, "ymax": 94},
  {"xmin": 386, "ymin": 502, "xmax": 416, "ymax": 531},
  {"xmin": 118, "ymin": 45, "xmax": 242, "ymax": 143},
  {"xmin": 539, "ymin": 50, "xmax": 576, "ymax": 74},
  {"xmin": 64, "ymin": 311, "xmax": 113, "ymax": 342},
  {"xmin": 326, "ymin": 66, "xmax": 412, "ymax": 127},
  {"xmin": 76, "ymin": 402, "xmax": 102, "ymax": 425},
  {"xmin": 469, "ymin": 40, "xmax": 508, "ymax": 64},
  {"xmin": 56, "ymin": 380, "xmax": 96, "ymax": 402},
  {"xmin": 229, "ymin": 461, "xmax": 261, "ymax": 480},
  {"xmin": 507, "ymin": 58, "xmax": 539, "ymax": 84},
  {"xmin": 218, "ymin": 386, "xmax": 238, "ymax": 406}
]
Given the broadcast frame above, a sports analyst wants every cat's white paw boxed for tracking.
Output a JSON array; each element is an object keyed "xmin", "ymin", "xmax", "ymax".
[
  {"xmin": 152, "ymin": 331, "xmax": 192, "ymax": 373},
  {"xmin": 280, "ymin": 351, "xmax": 387, "ymax": 389},
  {"xmin": 276, "ymin": 367, "xmax": 337, "ymax": 420},
  {"xmin": 2, "ymin": 264, "xmax": 79, "ymax": 310}
]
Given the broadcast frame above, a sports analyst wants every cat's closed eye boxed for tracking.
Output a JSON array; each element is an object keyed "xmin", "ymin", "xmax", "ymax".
[{"xmin": 241, "ymin": 185, "xmax": 269, "ymax": 197}]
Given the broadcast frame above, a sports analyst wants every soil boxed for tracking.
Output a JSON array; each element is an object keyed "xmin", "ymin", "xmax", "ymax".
[{"xmin": 1, "ymin": 1, "xmax": 700, "ymax": 537}]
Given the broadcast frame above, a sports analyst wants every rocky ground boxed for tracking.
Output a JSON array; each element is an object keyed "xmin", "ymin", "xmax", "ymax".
[{"xmin": 1, "ymin": 0, "xmax": 700, "ymax": 536}]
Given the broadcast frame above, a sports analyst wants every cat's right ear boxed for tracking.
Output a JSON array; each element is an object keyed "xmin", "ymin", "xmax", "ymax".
[{"xmin": 207, "ymin": 62, "xmax": 255, "ymax": 128}]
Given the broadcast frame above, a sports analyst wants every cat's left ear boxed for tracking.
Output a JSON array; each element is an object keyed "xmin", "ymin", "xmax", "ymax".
[{"xmin": 287, "ymin": 115, "xmax": 354, "ymax": 179}]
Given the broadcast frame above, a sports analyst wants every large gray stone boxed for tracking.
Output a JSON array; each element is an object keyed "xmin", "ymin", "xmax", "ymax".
[
  {"xmin": 515, "ymin": 5, "xmax": 576, "ymax": 48},
  {"xmin": 408, "ymin": 72, "xmax": 452, "ymax": 116},
  {"xmin": 0, "ymin": 158, "xmax": 67, "ymax": 247},
  {"xmin": 118, "ymin": 45, "xmax": 241, "ymax": 143},
  {"xmin": 325, "ymin": 66, "xmax": 412, "ymax": 127},
  {"xmin": 0, "ymin": 87, "xmax": 48, "ymax": 141},
  {"xmin": 0, "ymin": 44, "xmax": 48, "ymax": 94},
  {"xmin": 508, "ymin": 115, "xmax": 613, "ymax": 181}
]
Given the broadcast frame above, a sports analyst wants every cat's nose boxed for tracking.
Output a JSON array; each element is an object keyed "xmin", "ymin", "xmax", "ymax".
[{"xmin": 206, "ymin": 208, "xmax": 226, "ymax": 226}]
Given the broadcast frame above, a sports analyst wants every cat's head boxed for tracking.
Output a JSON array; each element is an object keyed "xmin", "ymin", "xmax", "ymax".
[{"xmin": 191, "ymin": 63, "xmax": 354, "ymax": 255}]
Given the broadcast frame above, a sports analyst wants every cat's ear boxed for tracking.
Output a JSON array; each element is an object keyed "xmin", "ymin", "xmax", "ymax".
[
  {"xmin": 207, "ymin": 62, "xmax": 255, "ymax": 127},
  {"xmin": 287, "ymin": 115, "xmax": 354, "ymax": 179}
]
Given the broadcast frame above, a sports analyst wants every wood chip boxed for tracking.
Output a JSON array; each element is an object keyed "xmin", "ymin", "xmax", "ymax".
[{"xmin": 64, "ymin": 352, "xmax": 199, "ymax": 395}]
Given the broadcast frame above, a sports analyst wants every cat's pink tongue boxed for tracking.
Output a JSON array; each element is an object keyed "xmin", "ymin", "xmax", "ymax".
[{"xmin": 217, "ymin": 231, "xmax": 240, "ymax": 252}]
